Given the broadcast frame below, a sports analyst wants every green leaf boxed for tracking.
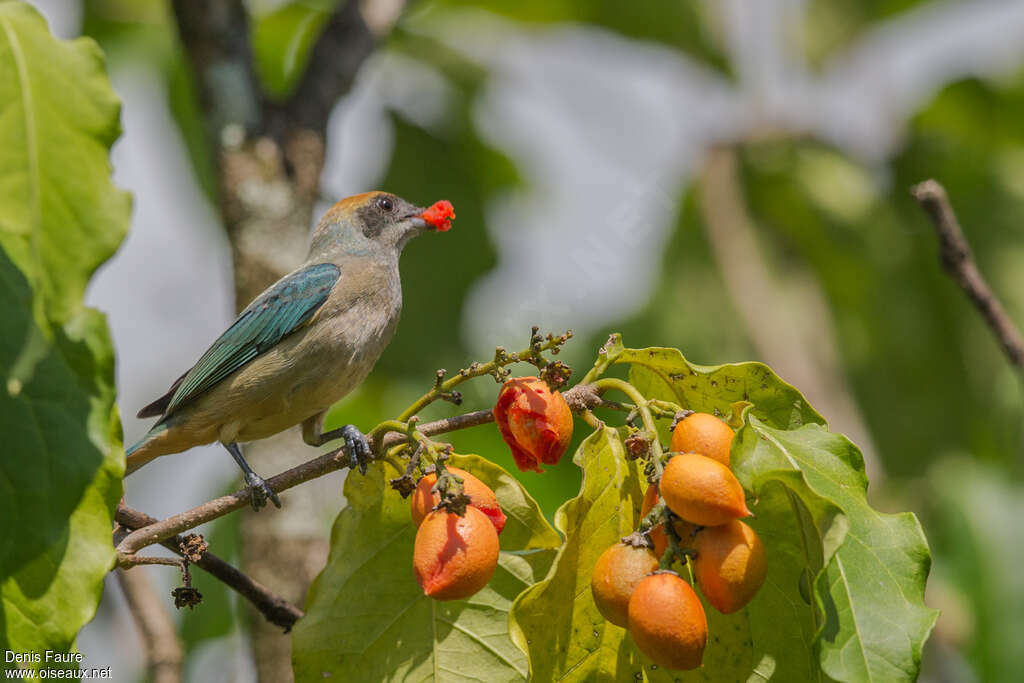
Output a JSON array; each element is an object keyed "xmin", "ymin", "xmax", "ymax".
[
  {"xmin": 612, "ymin": 340, "xmax": 825, "ymax": 441},
  {"xmin": 0, "ymin": 0, "xmax": 130, "ymax": 359},
  {"xmin": 291, "ymin": 455, "xmax": 558, "ymax": 681},
  {"xmin": 509, "ymin": 425, "xmax": 753, "ymax": 681},
  {"xmin": 0, "ymin": 2, "xmax": 127, "ymax": 669},
  {"xmin": 733, "ymin": 418, "xmax": 937, "ymax": 682},
  {"xmin": 0, "ymin": 251, "xmax": 123, "ymax": 671},
  {"xmin": 249, "ymin": 0, "xmax": 339, "ymax": 100}
]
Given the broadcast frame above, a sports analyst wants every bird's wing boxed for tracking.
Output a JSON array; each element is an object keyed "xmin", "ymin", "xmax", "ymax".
[{"xmin": 148, "ymin": 263, "xmax": 341, "ymax": 419}]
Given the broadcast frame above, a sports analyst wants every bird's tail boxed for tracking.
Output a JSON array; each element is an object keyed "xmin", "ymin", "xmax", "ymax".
[{"xmin": 125, "ymin": 422, "xmax": 171, "ymax": 475}]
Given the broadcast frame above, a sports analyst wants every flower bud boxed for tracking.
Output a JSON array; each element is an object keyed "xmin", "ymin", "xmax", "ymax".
[{"xmin": 493, "ymin": 377, "xmax": 573, "ymax": 472}]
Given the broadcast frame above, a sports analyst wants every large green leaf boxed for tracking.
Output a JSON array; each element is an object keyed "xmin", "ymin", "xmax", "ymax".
[
  {"xmin": 0, "ymin": 0, "xmax": 130, "ymax": 353},
  {"xmin": 291, "ymin": 454, "xmax": 559, "ymax": 681},
  {"xmin": 0, "ymin": 2, "xmax": 127, "ymax": 670},
  {"xmin": 0, "ymin": 251, "xmax": 123, "ymax": 670},
  {"xmin": 734, "ymin": 418, "xmax": 936, "ymax": 681}
]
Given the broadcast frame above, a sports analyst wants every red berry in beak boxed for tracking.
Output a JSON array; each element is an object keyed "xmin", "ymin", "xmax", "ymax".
[{"xmin": 421, "ymin": 200, "xmax": 455, "ymax": 232}]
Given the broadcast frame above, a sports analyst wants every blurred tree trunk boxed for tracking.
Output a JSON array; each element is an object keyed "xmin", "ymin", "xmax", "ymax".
[{"xmin": 170, "ymin": 1, "xmax": 401, "ymax": 679}]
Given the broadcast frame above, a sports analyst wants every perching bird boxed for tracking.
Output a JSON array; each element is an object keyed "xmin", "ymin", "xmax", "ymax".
[{"xmin": 126, "ymin": 191, "xmax": 455, "ymax": 510}]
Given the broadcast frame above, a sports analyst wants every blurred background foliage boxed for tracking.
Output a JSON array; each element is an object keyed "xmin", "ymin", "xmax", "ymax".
[{"xmin": 52, "ymin": 0, "xmax": 1024, "ymax": 680}]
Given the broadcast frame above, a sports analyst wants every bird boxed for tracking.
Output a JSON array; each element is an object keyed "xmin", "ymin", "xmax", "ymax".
[{"xmin": 125, "ymin": 191, "xmax": 455, "ymax": 510}]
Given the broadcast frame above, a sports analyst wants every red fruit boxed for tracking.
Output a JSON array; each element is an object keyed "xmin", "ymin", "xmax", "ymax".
[
  {"xmin": 413, "ymin": 507, "xmax": 499, "ymax": 601},
  {"xmin": 660, "ymin": 453, "xmax": 752, "ymax": 527},
  {"xmin": 590, "ymin": 542, "xmax": 660, "ymax": 627},
  {"xmin": 670, "ymin": 412, "xmax": 734, "ymax": 467},
  {"xmin": 493, "ymin": 377, "xmax": 574, "ymax": 472},
  {"xmin": 628, "ymin": 572, "xmax": 707, "ymax": 670},
  {"xmin": 410, "ymin": 467, "xmax": 506, "ymax": 534},
  {"xmin": 420, "ymin": 200, "xmax": 455, "ymax": 231}
]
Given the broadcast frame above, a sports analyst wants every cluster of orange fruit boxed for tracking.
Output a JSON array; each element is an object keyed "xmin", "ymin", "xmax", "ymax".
[
  {"xmin": 590, "ymin": 413, "xmax": 767, "ymax": 670},
  {"xmin": 411, "ymin": 376, "xmax": 576, "ymax": 601}
]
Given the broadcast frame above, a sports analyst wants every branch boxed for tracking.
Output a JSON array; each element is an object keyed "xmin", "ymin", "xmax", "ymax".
[
  {"xmin": 116, "ymin": 506, "xmax": 304, "ymax": 631},
  {"xmin": 115, "ymin": 568, "xmax": 184, "ymax": 683},
  {"xmin": 117, "ymin": 379, "xmax": 603, "ymax": 558},
  {"xmin": 116, "ymin": 409, "xmax": 499, "ymax": 556},
  {"xmin": 911, "ymin": 179, "xmax": 1024, "ymax": 368}
]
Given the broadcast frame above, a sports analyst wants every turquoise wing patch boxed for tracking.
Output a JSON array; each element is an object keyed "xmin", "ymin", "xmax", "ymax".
[{"xmin": 163, "ymin": 262, "xmax": 341, "ymax": 416}]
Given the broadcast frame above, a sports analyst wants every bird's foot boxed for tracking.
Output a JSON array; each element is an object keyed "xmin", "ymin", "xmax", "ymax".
[
  {"xmin": 244, "ymin": 471, "xmax": 282, "ymax": 511},
  {"xmin": 341, "ymin": 424, "xmax": 373, "ymax": 475}
]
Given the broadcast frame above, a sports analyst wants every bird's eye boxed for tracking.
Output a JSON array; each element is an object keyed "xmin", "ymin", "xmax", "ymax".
[{"xmin": 376, "ymin": 196, "xmax": 394, "ymax": 212}]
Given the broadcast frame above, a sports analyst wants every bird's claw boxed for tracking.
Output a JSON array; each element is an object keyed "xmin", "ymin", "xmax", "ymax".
[
  {"xmin": 341, "ymin": 424, "xmax": 373, "ymax": 475},
  {"xmin": 244, "ymin": 471, "xmax": 281, "ymax": 511}
]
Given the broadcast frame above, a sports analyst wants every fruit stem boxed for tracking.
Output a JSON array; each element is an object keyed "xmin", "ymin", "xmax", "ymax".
[
  {"xmin": 661, "ymin": 508, "xmax": 695, "ymax": 569},
  {"xmin": 592, "ymin": 377, "xmax": 665, "ymax": 476},
  {"xmin": 394, "ymin": 327, "xmax": 572, "ymax": 423}
]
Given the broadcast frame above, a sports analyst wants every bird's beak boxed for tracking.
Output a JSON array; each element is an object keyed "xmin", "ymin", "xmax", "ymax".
[{"xmin": 408, "ymin": 215, "xmax": 429, "ymax": 231}]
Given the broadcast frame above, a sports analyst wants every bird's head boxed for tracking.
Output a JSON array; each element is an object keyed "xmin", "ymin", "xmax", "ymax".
[{"xmin": 308, "ymin": 191, "xmax": 454, "ymax": 260}]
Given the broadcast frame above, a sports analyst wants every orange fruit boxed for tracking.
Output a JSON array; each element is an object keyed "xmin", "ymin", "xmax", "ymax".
[
  {"xmin": 670, "ymin": 412, "xmax": 735, "ymax": 467},
  {"xmin": 641, "ymin": 483, "xmax": 695, "ymax": 556},
  {"xmin": 413, "ymin": 507, "xmax": 499, "ymax": 601},
  {"xmin": 693, "ymin": 520, "xmax": 766, "ymax": 613},
  {"xmin": 627, "ymin": 572, "xmax": 707, "ymax": 670},
  {"xmin": 660, "ymin": 453, "xmax": 751, "ymax": 527},
  {"xmin": 590, "ymin": 542, "xmax": 660, "ymax": 627},
  {"xmin": 410, "ymin": 467, "xmax": 506, "ymax": 533}
]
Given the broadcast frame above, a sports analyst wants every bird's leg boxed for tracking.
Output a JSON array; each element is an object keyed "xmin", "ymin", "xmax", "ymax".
[
  {"xmin": 301, "ymin": 414, "xmax": 373, "ymax": 474},
  {"xmin": 224, "ymin": 442, "xmax": 281, "ymax": 511}
]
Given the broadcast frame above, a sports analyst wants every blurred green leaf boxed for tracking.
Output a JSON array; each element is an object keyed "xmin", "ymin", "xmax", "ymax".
[
  {"xmin": 249, "ymin": 0, "xmax": 339, "ymax": 100},
  {"xmin": 924, "ymin": 458, "xmax": 1024, "ymax": 682},
  {"xmin": 0, "ymin": 2, "xmax": 126, "ymax": 669},
  {"xmin": 292, "ymin": 456, "xmax": 558, "ymax": 680},
  {"xmin": 803, "ymin": 0, "xmax": 929, "ymax": 66},
  {"xmin": 424, "ymin": 0, "xmax": 729, "ymax": 73}
]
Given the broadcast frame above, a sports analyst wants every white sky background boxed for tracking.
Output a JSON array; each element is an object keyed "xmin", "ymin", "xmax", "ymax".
[{"xmin": 23, "ymin": 0, "xmax": 1024, "ymax": 680}]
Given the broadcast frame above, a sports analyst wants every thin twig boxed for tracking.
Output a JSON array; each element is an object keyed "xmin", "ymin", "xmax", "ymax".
[
  {"xmin": 116, "ymin": 506, "xmax": 304, "ymax": 631},
  {"xmin": 116, "ymin": 568, "xmax": 184, "ymax": 683},
  {"xmin": 911, "ymin": 179, "xmax": 1024, "ymax": 367}
]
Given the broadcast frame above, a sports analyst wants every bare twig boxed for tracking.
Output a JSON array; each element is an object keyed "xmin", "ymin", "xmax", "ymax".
[
  {"xmin": 116, "ymin": 569, "xmax": 184, "ymax": 683},
  {"xmin": 116, "ymin": 506, "xmax": 304, "ymax": 631},
  {"xmin": 911, "ymin": 179, "xmax": 1024, "ymax": 367}
]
